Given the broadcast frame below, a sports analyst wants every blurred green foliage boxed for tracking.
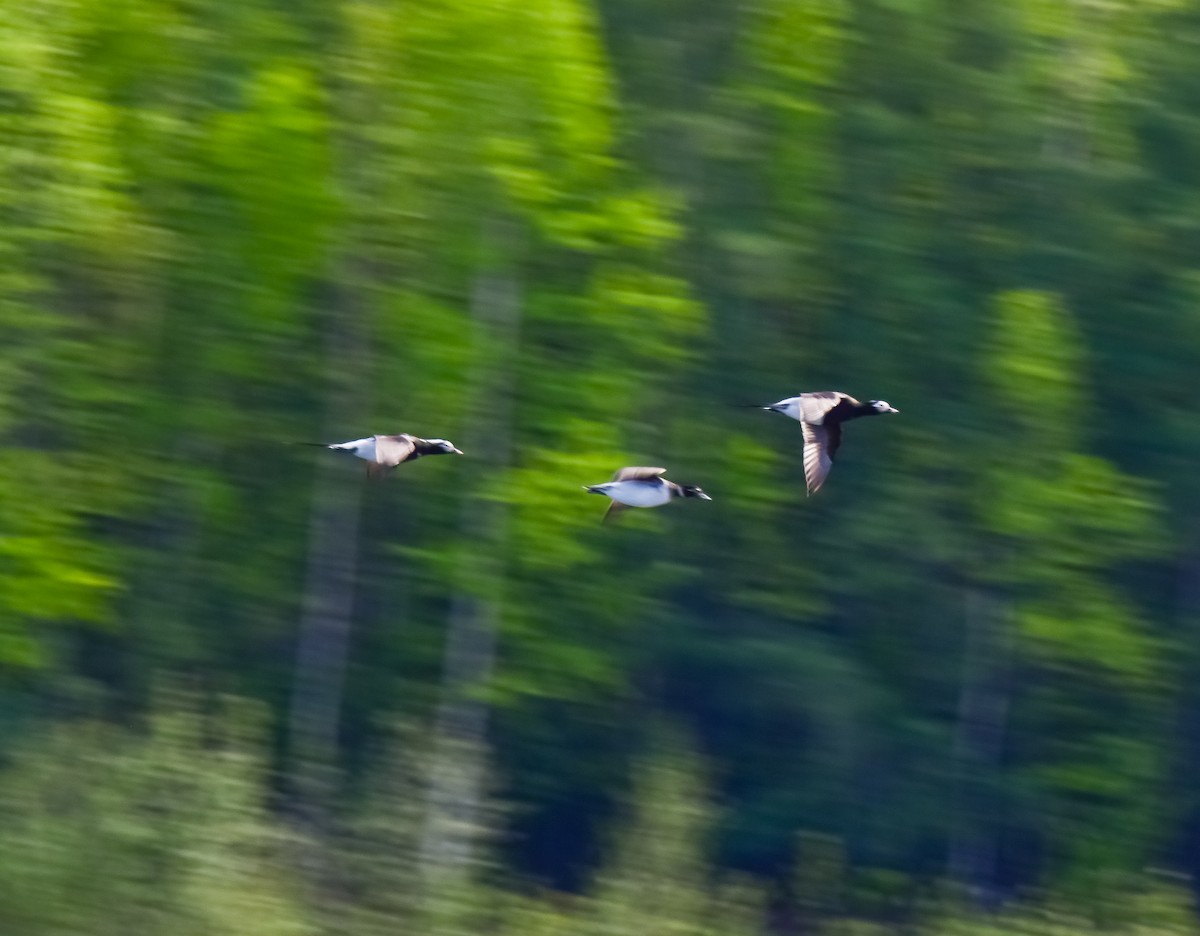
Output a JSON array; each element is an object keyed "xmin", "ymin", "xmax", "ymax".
[{"xmin": 3, "ymin": 0, "xmax": 1200, "ymax": 931}]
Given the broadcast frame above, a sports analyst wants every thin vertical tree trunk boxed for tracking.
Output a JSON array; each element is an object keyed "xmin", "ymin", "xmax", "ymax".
[
  {"xmin": 1172, "ymin": 534, "xmax": 1200, "ymax": 894},
  {"xmin": 948, "ymin": 586, "xmax": 1013, "ymax": 905},
  {"xmin": 288, "ymin": 288, "xmax": 369, "ymax": 828},
  {"xmin": 286, "ymin": 2, "xmax": 385, "ymax": 825},
  {"xmin": 419, "ymin": 221, "xmax": 523, "ymax": 888}
]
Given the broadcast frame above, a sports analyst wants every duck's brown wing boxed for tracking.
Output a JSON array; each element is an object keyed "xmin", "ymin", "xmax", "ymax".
[
  {"xmin": 612, "ymin": 466, "xmax": 668, "ymax": 482},
  {"xmin": 374, "ymin": 434, "xmax": 418, "ymax": 467},
  {"xmin": 365, "ymin": 460, "xmax": 390, "ymax": 481},
  {"xmin": 802, "ymin": 421, "xmax": 841, "ymax": 495},
  {"xmin": 602, "ymin": 500, "xmax": 629, "ymax": 524},
  {"xmin": 798, "ymin": 392, "xmax": 859, "ymax": 424}
]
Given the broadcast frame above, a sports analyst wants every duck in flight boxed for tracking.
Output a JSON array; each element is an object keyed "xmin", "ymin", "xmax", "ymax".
[
  {"xmin": 583, "ymin": 466, "xmax": 712, "ymax": 523},
  {"xmin": 750, "ymin": 392, "xmax": 898, "ymax": 495},
  {"xmin": 301, "ymin": 433, "xmax": 463, "ymax": 479}
]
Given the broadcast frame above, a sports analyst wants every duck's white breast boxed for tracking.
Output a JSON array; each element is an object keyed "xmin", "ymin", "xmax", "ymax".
[{"xmin": 605, "ymin": 479, "xmax": 672, "ymax": 508}]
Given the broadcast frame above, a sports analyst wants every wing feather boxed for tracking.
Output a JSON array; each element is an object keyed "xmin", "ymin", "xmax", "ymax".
[
  {"xmin": 374, "ymin": 434, "xmax": 417, "ymax": 467},
  {"xmin": 801, "ymin": 422, "xmax": 840, "ymax": 495},
  {"xmin": 613, "ymin": 466, "xmax": 668, "ymax": 482},
  {"xmin": 797, "ymin": 392, "xmax": 858, "ymax": 424},
  {"xmin": 602, "ymin": 500, "xmax": 629, "ymax": 524}
]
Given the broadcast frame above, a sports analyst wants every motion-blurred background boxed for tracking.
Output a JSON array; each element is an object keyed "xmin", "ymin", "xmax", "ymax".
[{"xmin": 3, "ymin": 0, "xmax": 1200, "ymax": 933}]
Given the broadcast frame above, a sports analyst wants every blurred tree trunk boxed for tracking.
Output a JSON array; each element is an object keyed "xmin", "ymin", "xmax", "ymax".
[
  {"xmin": 288, "ymin": 20, "xmax": 378, "ymax": 836},
  {"xmin": 288, "ymin": 284, "xmax": 369, "ymax": 828},
  {"xmin": 1173, "ymin": 535, "xmax": 1200, "ymax": 893},
  {"xmin": 419, "ymin": 220, "xmax": 523, "ymax": 888},
  {"xmin": 948, "ymin": 587, "xmax": 1013, "ymax": 905}
]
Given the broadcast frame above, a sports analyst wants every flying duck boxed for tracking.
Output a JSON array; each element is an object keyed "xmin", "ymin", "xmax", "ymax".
[
  {"xmin": 583, "ymin": 466, "xmax": 712, "ymax": 523},
  {"xmin": 752, "ymin": 392, "xmax": 898, "ymax": 495},
  {"xmin": 302, "ymin": 434, "xmax": 463, "ymax": 479}
]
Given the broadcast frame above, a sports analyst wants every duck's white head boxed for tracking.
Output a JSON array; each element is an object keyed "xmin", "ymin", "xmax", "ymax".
[
  {"xmin": 427, "ymin": 439, "xmax": 464, "ymax": 454},
  {"xmin": 869, "ymin": 400, "xmax": 899, "ymax": 414}
]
